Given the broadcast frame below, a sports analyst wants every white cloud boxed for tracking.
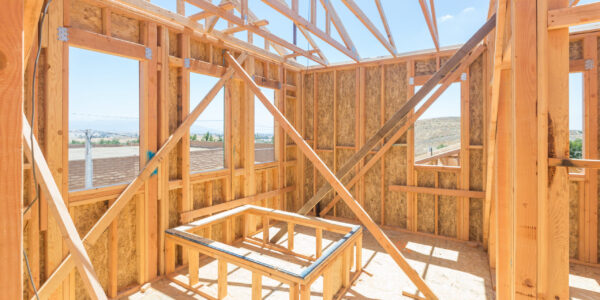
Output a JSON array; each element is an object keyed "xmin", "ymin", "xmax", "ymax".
[
  {"xmin": 462, "ymin": 7, "xmax": 475, "ymax": 14},
  {"xmin": 439, "ymin": 14, "xmax": 454, "ymax": 23}
]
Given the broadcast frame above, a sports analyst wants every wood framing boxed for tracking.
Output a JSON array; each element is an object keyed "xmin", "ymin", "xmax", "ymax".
[
  {"xmin": 225, "ymin": 52, "xmax": 438, "ymax": 299},
  {"xmin": 0, "ymin": 1, "xmax": 24, "ymax": 298}
]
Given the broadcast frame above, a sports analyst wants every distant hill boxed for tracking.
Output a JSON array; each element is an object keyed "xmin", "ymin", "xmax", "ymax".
[
  {"xmin": 414, "ymin": 117, "xmax": 460, "ymax": 156},
  {"xmin": 413, "ymin": 117, "xmax": 584, "ymax": 157}
]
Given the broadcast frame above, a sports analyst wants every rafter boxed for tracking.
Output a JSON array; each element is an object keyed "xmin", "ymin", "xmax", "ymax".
[
  {"xmin": 430, "ymin": 0, "xmax": 440, "ymax": 47},
  {"xmin": 186, "ymin": 0, "xmax": 326, "ymax": 65},
  {"xmin": 418, "ymin": 0, "xmax": 440, "ymax": 51},
  {"xmin": 227, "ymin": 0, "xmax": 289, "ymax": 57},
  {"xmin": 262, "ymin": 0, "xmax": 359, "ymax": 61},
  {"xmin": 268, "ymin": 0, "xmax": 328, "ymax": 64},
  {"xmin": 319, "ymin": 0, "xmax": 358, "ymax": 56},
  {"xmin": 374, "ymin": 0, "xmax": 396, "ymax": 50},
  {"xmin": 340, "ymin": 0, "xmax": 397, "ymax": 56}
]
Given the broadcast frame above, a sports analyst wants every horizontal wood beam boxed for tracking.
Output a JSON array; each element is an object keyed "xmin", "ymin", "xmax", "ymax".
[
  {"xmin": 68, "ymin": 27, "xmax": 148, "ymax": 60},
  {"xmin": 222, "ymin": 19, "xmax": 269, "ymax": 34},
  {"xmin": 389, "ymin": 185, "xmax": 485, "ymax": 199},
  {"xmin": 549, "ymin": 157, "xmax": 600, "ymax": 169},
  {"xmin": 180, "ymin": 186, "xmax": 295, "ymax": 221},
  {"xmin": 548, "ymin": 2, "xmax": 600, "ymax": 29}
]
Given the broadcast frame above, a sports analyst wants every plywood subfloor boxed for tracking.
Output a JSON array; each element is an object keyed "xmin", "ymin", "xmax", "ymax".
[{"xmin": 122, "ymin": 223, "xmax": 600, "ymax": 299}]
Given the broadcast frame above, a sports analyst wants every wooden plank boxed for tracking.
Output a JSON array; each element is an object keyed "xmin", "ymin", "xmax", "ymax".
[
  {"xmin": 459, "ymin": 69, "xmax": 470, "ymax": 241},
  {"xmin": 189, "ymin": 249, "xmax": 199, "ymax": 286},
  {"xmin": 374, "ymin": 0, "xmax": 396, "ymax": 49},
  {"xmin": 252, "ymin": 272, "xmax": 262, "ymax": 300},
  {"xmin": 389, "ymin": 185, "xmax": 486, "ymax": 199},
  {"xmin": 34, "ymin": 54, "xmax": 248, "ymax": 299},
  {"xmin": 495, "ymin": 69, "xmax": 514, "ymax": 299},
  {"xmin": 68, "ymin": 27, "xmax": 147, "ymax": 60},
  {"xmin": 583, "ymin": 35, "xmax": 598, "ymax": 263},
  {"xmin": 483, "ymin": 0, "xmax": 508, "ymax": 249},
  {"xmin": 537, "ymin": 0, "xmax": 570, "ymax": 297},
  {"xmin": 316, "ymin": 228, "xmax": 323, "ymax": 258},
  {"xmin": 288, "ymin": 223, "xmax": 295, "ymax": 251},
  {"xmin": 277, "ymin": 18, "xmax": 496, "ymax": 235},
  {"xmin": 261, "ymin": 0, "xmax": 360, "ymax": 61},
  {"xmin": 0, "ymin": 1, "xmax": 23, "ymax": 297},
  {"xmin": 418, "ymin": 0, "xmax": 440, "ymax": 51},
  {"xmin": 300, "ymin": 285, "xmax": 311, "ymax": 300},
  {"xmin": 180, "ymin": 186, "xmax": 295, "ymax": 221},
  {"xmin": 511, "ymin": 1, "xmax": 538, "ymax": 296},
  {"xmin": 548, "ymin": 2, "xmax": 600, "ymax": 29},
  {"xmin": 225, "ymin": 52, "xmax": 439, "ymax": 300},
  {"xmin": 218, "ymin": 260, "xmax": 228, "ymax": 299},
  {"xmin": 22, "ymin": 120, "xmax": 107, "ymax": 300},
  {"xmin": 340, "ymin": 0, "xmax": 396, "ymax": 56},
  {"xmin": 157, "ymin": 25, "xmax": 170, "ymax": 275}
]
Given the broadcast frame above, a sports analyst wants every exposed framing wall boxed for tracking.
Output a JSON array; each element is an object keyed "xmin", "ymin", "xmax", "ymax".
[{"xmin": 22, "ymin": 0, "xmax": 300, "ymax": 298}]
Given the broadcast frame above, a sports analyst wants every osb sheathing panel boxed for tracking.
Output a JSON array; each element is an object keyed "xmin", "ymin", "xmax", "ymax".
[
  {"xmin": 117, "ymin": 197, "xmax": 139, "ymax": 289},
  {"xmin": 415, "ymin": 58, "xmax": 437, "ymax": 76},
  {"xmin": 417, "ymin": 170, "xmax": 435, "ymax": 234},
  {"xmin": 469, "ymin": 55, "xmax": 484, "ymax": 145},
  {"xmin": 469, "ymin": 198, "xmax": 483, "ymax": 243},
  {"xmin": 111, "ymin": 12, "xmax": 140, "ymax": 43},
  {"xmin": 365, "ymin": 67, "xmax": 382, "ymax": 150},
  {"xmin": 336, "ymin": 69, "xmax": 356, "ymax": 147},
  {"xmin": 229, "ymin": 80, "xmax": 246, "ymax": 169},
  {"xmin": 71, "ymin": 0, "xmax": 102, "ymax": 34},
  {"xmin": 315, "ymin": 151, "xmax": 334, "ymax": 211},
  {"xmin": 286, "ymin": 167, "xmax": 297, "ymax": 210},
  {"xmin": 269, "ymin": 63, "xmax": 279, "ymax": 81},
  {"xmin": 597, "ymin": 37, "xmax": 600, "ymax": 262},
  {"xmin": 439, "ymin": 172, "xmax": 458, "ymax": 238},
  {"xmin": 469, "ymin": 149, "xmax": 484, "ymax": 191},
  {"xmin": 233, "ymin": 176, "xmax": 243, "ymax": 200},
  {"xmin": 168, "ymin": 31, "xmax": 179, "ymax": 56},
  {"xmin": 384, "ymin": 146, "xmax": 407, "ymax": 227},
  {"xmin": 255, "ymin": 61, "xmax": 265, "ymax": 78},
  {"xmin": 303, "ymin": 159, "xmax": 314, "ymax": 206},
  {"xmin": 570, "ymin": 181, "xmax": 580, "ymax": 259},
  {"xmin": 286, "ymin": 69, "xmax": 296, "ymax": 85},
  {"xmin": 168, "ymin": 66, "xmax": 180, "ymax": 178},
  {"xmin": 190, "ymin": 39, "xmax": 210, "ymax": 62},
  {"xmin": 285, "ymin": 97, "xmax": 296, "ymax": 146},
  {"xmin": 570, "ymin": 39, "xmax": 584, "ymax": 60},
  {"xmin": 213, "ymin": 46, "xmax": 225, "ymax": 66},
  {"xmin": 384, "ymin": 63, "xmax": 408, "ymax": 144},
  {"xmin": 73, "ymin": 201, "xmax": 109, "ymax": 299},
  {"xmin": 335, "ymin": 149, "xmax": 359, "ymax": 219},
  {"xmin": 317, "ymin": 72, "xmax": 334, "ymax": 149},
  {"xmin": 303, "ymin": 73, "xmax": 314, "ymax": 140},
  {"xmin": 213, "ymin": 179, "xmax": 225, "ymax": 205},
  {"xmin": 192, "ymin": 182, "xmax": 208, "ymax": 209},
  {"xmin": 364, "ymin": 154, "xmax": 382, "ymax": 223}
]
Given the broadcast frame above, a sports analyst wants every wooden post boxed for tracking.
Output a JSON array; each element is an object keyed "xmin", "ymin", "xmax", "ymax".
[
  {"xmin": 165, "ymin": 238, "xmax": 175, "ymax": 274},
  {"xmin": 316, "ymin": 227, "xmax": 323, "ymax": 258},
  {"xmin": 494, "ymin": 69, "xmax": 514, "ymax": 299},
  {"xmin": 188, "ymin": 249, "xmax": 199, "ymax": 286},
  {"xmin": 252, "ymin": 272, "xmax": 262, "ymax": 300},
  {"xmin": 323, "ymin": 265, "xmax": 334, "ymax": 300},
  {"xmin": 157, "ymin": 25, "xmax": 170, "ymax": 275},
  {"xmin": 178, "ymin": 32, "xmax": 191, "ymax": 266},
  {"xmin": 218, "ymin": 260, "xmax": 228, "ymax": 299},
  {"xmin": 583, "ymin": 35, "xmax": 598, "ymax": 263},
  {"xmin": 288, "ymin": 223, "xmax": 295, "ymax": 250},
  {"xmin": 459, "ymin": 69, "xmax": 470, "ymax": 241},
  {"xmin": 262, "ymin": 216, "xmax": 269, "ymax": 243},
  {"xmin": 0, "ymin": 0, "xmax": 23, "ymax": 298},
  {"xmin": 537, "ymin": 0, "xmax": 570, "ymax": 297},
  {"xmin": 300, "ymin": 284, "xmax": 311, "ymax": 300}
]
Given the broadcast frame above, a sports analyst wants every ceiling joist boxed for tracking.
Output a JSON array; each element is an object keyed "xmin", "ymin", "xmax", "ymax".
[
  {"xmin": 374, "ymin": 0, "xmax": 396, "ymax": 50},
  {"xmin": 261, "ymin": 0, "xmax": 360, "ymax": 61},
  {"xmin": 418, "ymin": 0, "xmax": 440, "ymax": 51},
  {"xmin": 341, "ymin": 0, "xmax": 397, "ymax": 56},
  {"xmin": 186, "ymin": 0, "xmax": 327, "ymax": 65}
]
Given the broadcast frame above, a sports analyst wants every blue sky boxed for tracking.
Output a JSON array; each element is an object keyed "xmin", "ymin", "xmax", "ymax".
[{"xmin": 69, "ymin": 1, "xmax": 590, "ymax": 136}]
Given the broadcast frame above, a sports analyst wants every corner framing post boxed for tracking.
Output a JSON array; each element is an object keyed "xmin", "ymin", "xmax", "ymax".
[
  {"xmin": 0, "ymin": 0, "xmax": 23, "ymax": 298},
  {"xmin": 536, "ymin": 0, "xmax": 570, "ymax": 297}
]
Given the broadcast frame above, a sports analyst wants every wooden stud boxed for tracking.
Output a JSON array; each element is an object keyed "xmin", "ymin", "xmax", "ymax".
[
  {"xmin": 316, "ymin": 227, "xmax": 323, "ymax": 258},
  {"xmin": 252, "ymin": 272, "xmax": 262, "ymax": 300},
  {"xmin": 262, "ymin": 215, "xmax": 269, "ymax": 243},
  {"xmin": 288, "ymin": 223, "xmax": 295, "ymax": 250},
  {"xmin": 300, "ymin": 284, "xmax": 311, "ymax": 300},
  {"xmin": 459, "ymin": 69, "xmax": 470, "ymax": 241},
  {"xmin": 188, "ymin": 249, "xmax": 199, "ymax": 286},
  {"xmin": 218, "ymin": 260, "xmax": 228, "ymax": 299},
  {"xmin": 289, "ymin": 283, "xmax": 300, "ymax": 300},
  {"xmin": 0, "ymin": 1, "xmax": 23, "ymax": 297}
]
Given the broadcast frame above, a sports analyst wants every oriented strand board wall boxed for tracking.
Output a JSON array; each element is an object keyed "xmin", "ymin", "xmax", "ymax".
[{"xmin": 468, "ymin": 56, "xmax": 485, "ymax": 243}]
